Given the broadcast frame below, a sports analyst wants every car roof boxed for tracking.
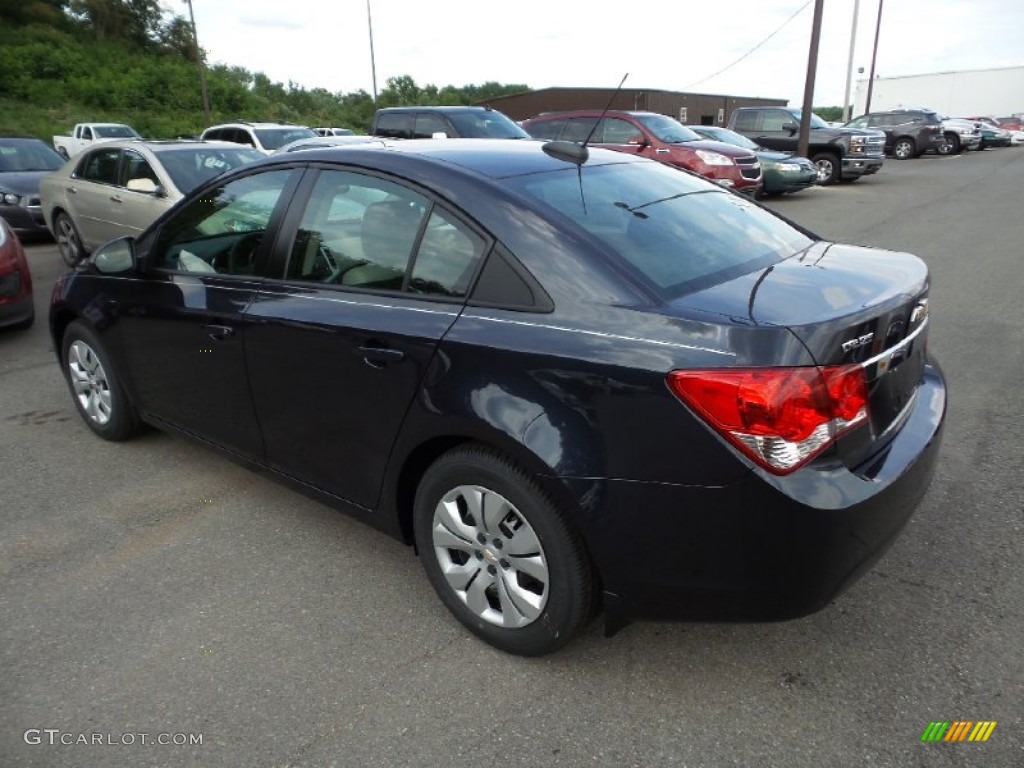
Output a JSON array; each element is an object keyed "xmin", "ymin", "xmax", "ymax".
[
  {"xmin": 376, "ymin": 106, "xmax": 499, "ymax": 114},
  {"xmin": 259, "ymin": 137, "xmax": 645, "ymax": 179}
]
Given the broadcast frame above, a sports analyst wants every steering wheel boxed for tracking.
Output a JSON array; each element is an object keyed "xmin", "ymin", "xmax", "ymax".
[{"xmin": 222, "ymin": 232, "xmax": 262, "ymax": 274}]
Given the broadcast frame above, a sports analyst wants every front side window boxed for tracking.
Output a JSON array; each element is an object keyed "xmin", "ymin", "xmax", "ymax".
[
  {"xmin": 505, "ymin": 161, "xmax": 812, "ymax": 297},
  {"xmin": 120, "ymin": 150, "xmax": 159, "ymax": 189},
  {"xmin": 77, "ymin": 147, "xmax": 121, "ymax": 184},
  {"xmin": 599, "ymin": 118, "xmax": 641, "ymax": 144},
  {"xmin": 153, "ymin": 169, "xmax": 293, "ymax": 275}
]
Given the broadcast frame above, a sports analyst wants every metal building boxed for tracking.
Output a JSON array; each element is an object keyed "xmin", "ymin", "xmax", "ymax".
[
  {"xmin": 853, "ymin": 66, "xmax": 1024, "ymax": 117},
  {"xmin": 479, "ymin": 87, "xmax": 788, "ymax": 126}
]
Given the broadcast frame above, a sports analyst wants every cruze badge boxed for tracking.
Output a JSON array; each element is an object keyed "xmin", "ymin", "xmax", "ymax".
[{"xmin": 842, "ymin": 333, "xmax": 874, "ymax": 353}]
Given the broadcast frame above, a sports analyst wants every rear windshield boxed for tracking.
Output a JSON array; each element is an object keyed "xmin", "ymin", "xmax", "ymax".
[
  {"xmin": 157, "ymin": 147, "xmax": 264, "ymax": 193},
  {"xmin": 505, "ymin": 160, "xmax": 812, "ymax": 297},
  {"xmin": 254, "ymin": 127, "xmax": 317, "ymax": 150}
]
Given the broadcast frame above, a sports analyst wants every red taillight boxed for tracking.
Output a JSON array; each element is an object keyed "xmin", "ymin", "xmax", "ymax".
[{"xmin": 667, "ymin": 366, "xmax": 869, "ymax": 474}]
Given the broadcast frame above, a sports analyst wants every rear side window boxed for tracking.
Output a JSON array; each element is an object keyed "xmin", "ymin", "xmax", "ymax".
[
  {"xmin": 731, "ymin": 111, "xmax": 758, "ymax": 132},
  {"xmin": 375, "ymin": 113, "xmax": 412, "ymax": 139},
  {"xmin": 505, "ymin": 161, "xmax": 812, "ymax": 297},
  {"xmin": 76, "ymin": 147, "xmax": 121, "ymax": 184},
  {"xmin": 524, "ymin": 119, "xmax": 564, "ymax": 140},
  {"xmin": 413, "ymin": 114, "xmax": 451, "ymax": 138}
]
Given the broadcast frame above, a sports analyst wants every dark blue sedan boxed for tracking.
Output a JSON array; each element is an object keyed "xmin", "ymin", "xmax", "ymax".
[{"xmin": 49, "ymin": 139, "xmax": 946, "ymax": 655}]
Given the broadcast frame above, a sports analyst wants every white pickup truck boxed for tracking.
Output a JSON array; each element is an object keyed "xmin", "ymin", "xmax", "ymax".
[{"xmin": 53, "ymin": 123, "xmax": 140, "ymax": 159}]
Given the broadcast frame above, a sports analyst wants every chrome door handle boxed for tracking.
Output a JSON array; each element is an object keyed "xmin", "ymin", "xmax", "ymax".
[
  {"xmin": 358, "ymin": 345, "xmax": 404, "ymax": 367},
  {"xmin": 203, "ymin": 324, "xmax": 235, "ymax": 340},
  {"xmin": 110, "ymin": 195, "xmax": 123, "ymax": 203}
]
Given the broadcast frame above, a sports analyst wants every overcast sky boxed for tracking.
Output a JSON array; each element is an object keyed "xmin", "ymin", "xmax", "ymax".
[{"xmin": 175, "ymin": 0, "xmax": 1024, "ymax": 108}]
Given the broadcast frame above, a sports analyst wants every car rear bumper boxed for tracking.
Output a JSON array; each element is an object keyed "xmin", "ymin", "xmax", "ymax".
[{"xmin": 580, "ymin": 356, "xmax": 946, "ymax": 623}]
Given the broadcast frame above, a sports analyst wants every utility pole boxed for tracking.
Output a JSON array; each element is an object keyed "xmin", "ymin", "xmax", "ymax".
[
  {"xmin": 367, "ymin": 0, "xmax": 378, "ymax": 105},
  {"xmin": 865, "ymin": 0, "xmax": 884, "ymax": 113},
  {"xmin": 842, "ymin": 0, "xmax": 860, "ymax": 122},
  {"xmin": 796, "ymin": 0, "xmax": 825, "ymax": 160},
  {"xmin": 184, "ymin": 0, "xmax": 211, "ymax": 123}
]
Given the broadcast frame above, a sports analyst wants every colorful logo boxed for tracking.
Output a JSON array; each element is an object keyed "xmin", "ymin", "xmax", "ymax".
[{"xmin": 920, "ymin": 721, "xmax": 997, "ymax": 743}]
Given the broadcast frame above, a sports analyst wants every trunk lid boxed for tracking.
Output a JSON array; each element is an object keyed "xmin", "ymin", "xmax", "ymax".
[{"xmin": 671, "ymin": 241, "xmax": 931, "ymax": 463}]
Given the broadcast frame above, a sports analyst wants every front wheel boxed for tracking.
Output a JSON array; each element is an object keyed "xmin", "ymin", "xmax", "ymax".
[
  {"xmin": 413, "ymin": 446, "xmax": 594, "ymax": 656},
  {"xmin": 55, "ymin": 212, "xmax": 86, "ymax": 267},
  {"xmin": 810, "ymin": 153, "xmax": 840, "ymax": 185},
  {"xmin": 61, "ymin": 320, "xmax": 142, "ymax": 441}
]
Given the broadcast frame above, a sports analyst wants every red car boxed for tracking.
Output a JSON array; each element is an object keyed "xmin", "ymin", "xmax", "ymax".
[
  {"xmin": 0, "ymin": 217, "xmax": 34, "ymax": 330},
  {"xmin": 522, "ymin": 110, "xmax": 762, "ymax": 195}
]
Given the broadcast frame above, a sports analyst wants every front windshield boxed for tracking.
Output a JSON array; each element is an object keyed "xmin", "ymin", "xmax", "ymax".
[
  {"xmin": 698, "ymin": 129, "xmax": 759, "ymax": 151},
  {"xmin": 632, "ymin": 114, "xmax": 703, "ymax": 143},
  {"xmin": 94, "ymin": 125, "xmax": 140, "ymax": 138},
  {"xmin": 0, "ymin": 139, "xmax": 66, "ymax": 172},
  {"xmin": 254, "ymin": 127, "xmax": 317, "ymax": 150},
  {"xmin": 790, "ymin": 110, "xmax": 830, "ymax": 129},
  {"xmin": 505, "ymin": 160, "xmax": 812, "ymax": 297},
  {"xmin": 157, "ymin": 147, "xmax": 264, "ymax": 193},
  {"xmin": 446, "ymin": 111, "xmax": 529, "ymax": 138}
]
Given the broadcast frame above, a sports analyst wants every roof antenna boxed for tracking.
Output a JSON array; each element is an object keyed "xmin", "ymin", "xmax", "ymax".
[{"xmin": 542, "ymin": 72, "xmax": 629, "ymax": 165}]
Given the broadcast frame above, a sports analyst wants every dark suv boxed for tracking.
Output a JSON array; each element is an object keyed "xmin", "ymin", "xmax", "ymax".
[
  {"xmin": 522, "ymin": 110, "xmax": 762, "ymax": 196},
  {"xmin": 370, "ymin": 106, "xmax": 529, "ymax": 140},
  {"xmin": 843, "ymin": 109, "xmax": 945, "ymax": 159}
]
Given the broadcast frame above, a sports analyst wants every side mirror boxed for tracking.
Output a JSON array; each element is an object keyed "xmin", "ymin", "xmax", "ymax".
[
  {"xmin": 126, "ymin": 178, "xmax": 158, "ymax": 194},
  {"xmin": 92, "ymin": 236, "xmax": 136, "ymax": 274},
  {"xmin": 627, "ymin": 133, "xmax": 649, "ymax": 146},
  {"xmin": 783, "ymin": 121, "xmax": 799, "ymax": 135},
  {"xmin": 431, "ymin": 131, "xmax": 450, "ymax": 139}
]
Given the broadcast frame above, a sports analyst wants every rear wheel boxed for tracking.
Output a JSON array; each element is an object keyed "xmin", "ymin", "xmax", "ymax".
[
  {"xmin": 892, "ymin": 138, "xmax": 917, "ymax": 159},
  {"xmin": 55, "ymin": 212, "xmax": 85, "ymax": 267},
  {"xmin": 936, "ymin": 133, "xmax": 960, "ymax": 155},
  {"xmin": 61, "ymin": 320, "xmax": 142, "ymax": 441},
  {"xmin": 810, "ymin": 153, "xmax": 840, "ymax": 185},
  {"xmin": 413, "ymin": 446, "xmax": 593, "ymax": 656}
]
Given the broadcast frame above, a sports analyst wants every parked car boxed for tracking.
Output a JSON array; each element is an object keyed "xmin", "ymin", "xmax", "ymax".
[
  {"xmin": 314, "ymin": 127, "xmax": 355, "ymax": 137},
  {"xmin": 53, "ymin": 123, "xmax": 139, "ymax": 159},
  {"xmin": 934, "ymin": 117, "xmax": 982, "ymax": 155},
  {"xmin": 842, "ymin": 109, "xmax": 945, "ymax": 159},
  {"xmin": 41, "ymin": 140, "xmax": 262, "ymax": 266},
  {"xmin": 522, "ymin": 110, "xmax": 762, "ymax": 196},
  {"xmin": 688, "ymin": 125, "xmax": 817, "ymax": 195},
  {"xmin": 0, "ymin": 217, "xmax": 33, "ymax": 330},
  {"xmin": 371, "ymin": 106, "xmax": 530, "ymax": 139},
  {"xmin": 200, "ymin": 122, "xmax": 317, "ymax": 154},
  {"xmin": 995, "ymin": 116, "xmax": 1021, "ymax": 132},
  {"xmin": 727, "ymin": 107, "xmax": 884, "ymax": 184},
  {"xmin": 274, "ymin": 135, "xmax": 386, "ymax": 154},
  {"xmin": 962, "ymin": 117, "xmax": 1013, "ymax": 148},
  {"xmin": 49, "ymin": 138, "xmax": 946, "ymax": 656},
  {"xmin": 0, "ymin": 137, "xmax": 66, "ymax": 238}
]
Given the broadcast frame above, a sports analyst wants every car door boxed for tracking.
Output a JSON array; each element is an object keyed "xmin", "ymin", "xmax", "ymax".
[
  {"xmin": 594, "ymin": 117, "xmax": 658, "ymax": 160},
  {"xmin": 114, "ymin": 167, "xmax": 303, "ymax": 458},
  {"xmin": 67, "ymin": 146, "xmax": 124, "ymax": 248},
  {"xmin": 243, "ymin": 166, "xmax": 489, "ymax": 509},
  {"xmin": 752, "ymin": 109, "xmax": 800, "ymax": 152}
]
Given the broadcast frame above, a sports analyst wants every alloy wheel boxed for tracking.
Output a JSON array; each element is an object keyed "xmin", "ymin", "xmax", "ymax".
[
  {"xmin": 67, "ymin": 340, "xmax": 113, "ymax": 426},
  {"xmin": 430, "ymin": 484, "xmax": 548, "ymax": 628},
  {"xmin": 56, "ymin": 215, "xmax": 82, "ymax": 267}
]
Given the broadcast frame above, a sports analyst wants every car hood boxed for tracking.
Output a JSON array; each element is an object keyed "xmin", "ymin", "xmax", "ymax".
[
  {"xmin": 0, "ymin": 171, "xmax": 52, "ymax": 195},
  {"xmin": 673, "ymin": 139, "xmax": 756, "ymax": 159}
]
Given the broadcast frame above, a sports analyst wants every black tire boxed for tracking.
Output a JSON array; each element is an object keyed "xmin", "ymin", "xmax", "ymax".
[
  {"xmin": 57, "ymin": 146, "xmax": 69, "ymax": 160},
  {"xmin": 810, "ymin": 153, "xmax": 840, "ymax": 185},
  {"xmin": 937, "ymin": 133, "xmax": 960, "ymax": 155},
  {"xmin": 55, "ymin": 212, "xmax": 85, "ymax": 267},
  {"xmin": 892, "ymin": 137, "xmax": 917, "ymax": 160},
  {"xmin": 413, "ymin": 445, "xmax": 593, "ymax": 656},
  {"xmin": 61, "ymin": 320, "xmax": 142, "ymax": 441}
]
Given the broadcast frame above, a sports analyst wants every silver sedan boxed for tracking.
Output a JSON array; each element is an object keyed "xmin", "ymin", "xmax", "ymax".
[{"xmin": 41, "ymin": 140, "xmax": 262, "ymax": 266}]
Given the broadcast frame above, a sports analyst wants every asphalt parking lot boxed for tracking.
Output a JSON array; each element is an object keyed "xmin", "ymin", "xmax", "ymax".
[{"xmin": 2, "ymin": 147, "xmax": 1022, "ymax": 768}]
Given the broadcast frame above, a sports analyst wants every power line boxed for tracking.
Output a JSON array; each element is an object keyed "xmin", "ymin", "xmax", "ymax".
[{"xmin": 682, "ymin": 0, "xmax": 814, "ymax": 90}]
